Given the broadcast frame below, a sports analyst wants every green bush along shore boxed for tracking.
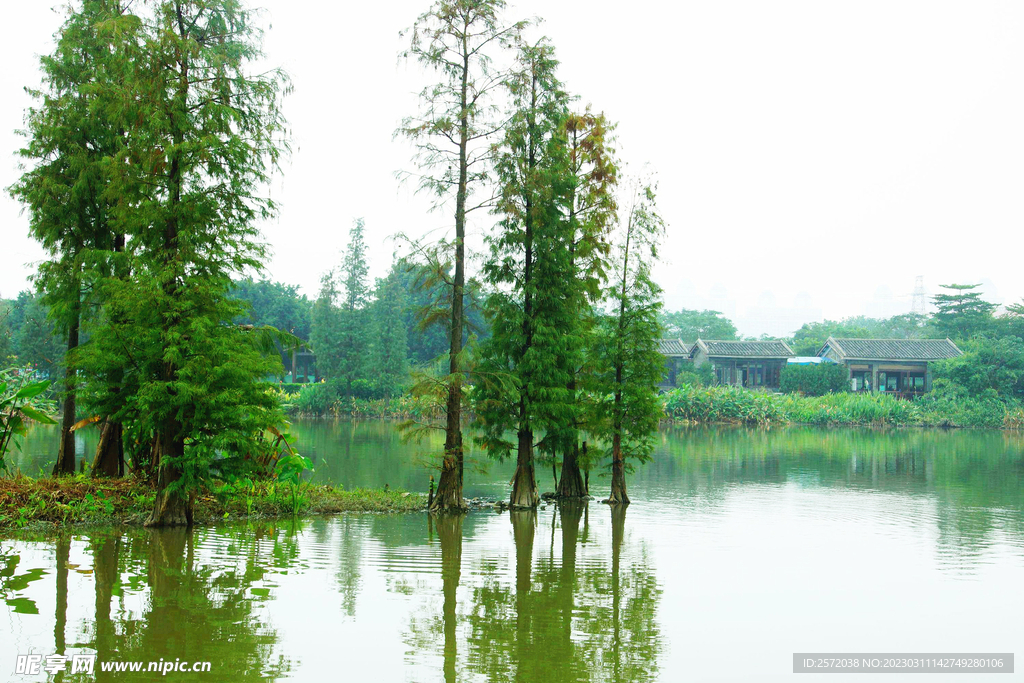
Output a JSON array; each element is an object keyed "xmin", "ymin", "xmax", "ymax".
[{"xmin": 663, "ymin": 383, "xmax": 1024, "ymax": 429}]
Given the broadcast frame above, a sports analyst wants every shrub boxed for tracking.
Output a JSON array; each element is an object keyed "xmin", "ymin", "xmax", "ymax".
[
  {"xmin": 780, "ymin": 362, "xmax": 849, "ymax": 396},
  {"xmin": 294, "ymin": 383, "xmax": 337, "ymax": 417},
  {"xmin": 674, "ymin": 364, "xmax": 715, "ymax": 388}
]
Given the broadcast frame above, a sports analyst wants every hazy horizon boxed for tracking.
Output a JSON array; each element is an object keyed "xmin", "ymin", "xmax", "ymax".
[{"xmin": 3, "ymin": 0, "xmax": 1022, "ymax": 338}]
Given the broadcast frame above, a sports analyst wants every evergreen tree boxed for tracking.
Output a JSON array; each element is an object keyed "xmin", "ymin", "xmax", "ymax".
[
  {"xmin": 336, "ymin": 219, "xmax": 371, "ymax": 395},
  {"xmin": 554, "ymin": 109, "xmax": 618, "ymax": 498},
  {"xmin": 593, "ymin": 179, "xmax": 666, "ymax": 505},
  {"xmin": 931, "ymin": 284, "xmax": 995, "ymax": 341},
  {"xmin": 370, "ymin": 265, "xmax": 410, "ymax": 397},
  {"xmin": 9, "ymin": 0, "xmax": 129, "ymax": 474},
  {"xmin": 400, "ymin": 0, "xmax": 526, "ymax": 511},
  {"xmin": 0, "ymin": 300, "xmax": 12, "ymax": 363},
  {"xmin": 474, "ymin": 39, "xmax": 573, "ymax": 509},
  {"xmin": 12, "ymin": 293, "xmax": 65, "ymax": 378},
  {"xmin": 309, "ymin": 271, "xmax": 343, "ymax": 381},
  {"xmin": 84, "ymin": 0, "xmax": 290, "ymax": 525}
]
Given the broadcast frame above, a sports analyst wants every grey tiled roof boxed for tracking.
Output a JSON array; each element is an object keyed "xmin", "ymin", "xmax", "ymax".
[
  {"xmin": 823, "ymin": 337, "xmax": 962, "ymax": 361},
  {"xmin": 657, "ymin": 338, "xmax": 693, "ymax": 356},
  {"xmin": 695, "ymin": 339, "xmax": 794, "ymax": 358}
]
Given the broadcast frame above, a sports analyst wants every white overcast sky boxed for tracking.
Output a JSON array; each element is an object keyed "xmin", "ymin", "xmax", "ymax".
[{"xmin": 2, "ymin": 0, "xmax": 1022, "ymax": 337}]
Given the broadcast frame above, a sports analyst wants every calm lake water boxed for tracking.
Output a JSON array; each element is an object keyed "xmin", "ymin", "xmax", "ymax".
[{"xmin": 3, "ymin": 422, "xmax": 1024, "ymax": 681}]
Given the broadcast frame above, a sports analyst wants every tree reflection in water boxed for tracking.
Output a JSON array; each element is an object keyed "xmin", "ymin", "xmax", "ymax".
[{"xmin": 417, "ymin": 503, "xmax": 662, "ymax": 683}]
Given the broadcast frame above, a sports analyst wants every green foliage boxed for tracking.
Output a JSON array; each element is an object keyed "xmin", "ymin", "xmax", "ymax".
[
  {"xmin": 369, "ymin": 265, "xmax": 410, "ymax": 397},
  {"xmin": 931, "ymin": 336, "xmax": 1024, "ymax": 401},
  {"xmin": 931, "ymin": 283, "xmax": 995, "ymax": 341},
  {"xmin": 674, "ymin": 363, "xmax": 714, "ymax": 388},
  {"xmin": 914, "ymin": 381, "xmax": 1012, "ymax": 428},
  {"xmin": 309, "ymin": 220, "xmax": 374, "ymax": 395},
  {"xmin": 791, "ymin": 319, "xmax": 872, "ymax": 356},
  {"xmin": 293, "ymin": 383, "xmax": 337, "ymax": 418},
  {"xmin": 7, "ymin": 293, "xmax": 65, "ymax": 379},
  {"xmin": 780, "ymin": 362, "xmax": 849, "ymax": 396},
  {"xmin": 0, "ymin": 302, "xmax": 13, "ymax": 364},
  {"xmin": 400, "ymin": 0, "xmax": 527, "ymax": 507},
  {"xmin": 789, "ymin": 313, "xmax": 933, "ymax": 356},
  {"xmin": 665, "ymin": 383, "xmax": 1023, "ymax": 429},
  {"xmin": 473, "ymin": 38, "xmax": 574, "ymax": 471},
  {"xmin": 590, "ymin": 179, "xmax": 667, "ymax": 470},
  {"xmin": 51, "ymin": 0, "xmax": 295, "ymax": 513},
  {"xmin": 660, "ymin": 309, "xmax": 737, "ymax": 341},
  {"xmin": 782, "ymin": 392, "xmax": 916, "ymax": 427},
  {"xmin": 232, "ymin": 278, "xmax": 313, "ymax": 342},
  {"xmin": 664, "ymin": 385, "xmax": 786, "ymax": 426},
  {"xmin": 0, "ymin": 372, "xmax": 58, "ymax": 472},
  {"xmin": 274, "ymin": 452, "xmax": 314, "ymax": 515}
]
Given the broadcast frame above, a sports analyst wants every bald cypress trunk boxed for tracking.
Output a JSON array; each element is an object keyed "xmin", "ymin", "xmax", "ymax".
[
  {"xmin": 146, "ymin": 420, "xmax": 191, "ymax": 527},
  {"xmin": 52, "ymin": 312, "xmax": 79, "ymax": 476},
  {"xmin": 607, "ymin": 429, "xmax": 630, "ymax": 505},
  {"xmin": 510, "ymin": 426, "xmax": 539, "ymax": 508},
  {"xmin": 92, "ymin": 419, "xmax": 124, "ymax": 478},
  {"xmin": 557, "ymin": 441, "xmax": 586, "ymax": 498}
]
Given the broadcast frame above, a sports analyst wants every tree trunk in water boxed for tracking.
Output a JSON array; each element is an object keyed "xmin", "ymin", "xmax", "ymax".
[
  {"xmin": 557, "ymin": 442, "xmax": 586, "ymax": 498},
  {"xmin": 511, "ymin": 508, "xmax": 536, "ymax": 679},
  {"xmin": 606, "ymin": 433, "xmax": 630, "ymax": 505},
  {"xmin": 92, "ymin": 532, "xmax": 119, "ymax": 679},
  {"xmin": 430, "ymin": 452, "xmax": 465, "ymax": 513},
  {"xmin": 438, "ymin": 514, "xmax": 463, "ymax": 683},
  {"xmin": 558, "ymin": 500, "xmax": 583, "ymax": 655},
  {"xmin": 91, "ymin": 419, "xmax": 124, "ymax": 478},
  {"xmin": 510, "ymin": 429, "xmax": 539, "ymax": 508},
  {"xmin": 54, "ymin": 536, "xmax": 70, "ymax": 657},
  {"xmin": 52, "ymin": 316, "xmax": 80, "ymax": 476},
  {"xmin": 610, "ymin": 503, "xmax": 626, "ymax": 680},
  {"xmin": 146, "ymin": 422, "xmax": 191, "ymax": 527}
]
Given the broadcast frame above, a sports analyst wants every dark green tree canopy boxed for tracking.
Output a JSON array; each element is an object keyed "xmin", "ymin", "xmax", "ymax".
[
  {"xmin": 660, "ymin": 308, "xmax": 737, "ymax": 342},
  {"xmin": 931, "ymin": 283, "xmax": 996, "ymax": 341}
]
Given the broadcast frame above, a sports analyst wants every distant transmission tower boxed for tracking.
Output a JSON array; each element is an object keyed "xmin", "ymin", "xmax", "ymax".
[{"xmin": 911, "ymin": 275, "xmax": 927, "ymax": 315}]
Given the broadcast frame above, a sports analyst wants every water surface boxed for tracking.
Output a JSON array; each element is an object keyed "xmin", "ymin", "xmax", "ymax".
[{"xmin": 3, "ymin": 422, "xmax": 1023, "ymax": 681}]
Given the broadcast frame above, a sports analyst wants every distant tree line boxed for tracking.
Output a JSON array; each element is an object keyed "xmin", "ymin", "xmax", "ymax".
[{"xmin": 660, "ymin": 283, "xmax": 1024, "ymax": 408}]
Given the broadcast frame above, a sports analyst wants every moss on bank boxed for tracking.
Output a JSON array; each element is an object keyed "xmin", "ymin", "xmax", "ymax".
[{"xmin": 0, "ymin": 476, "xmax": 426, "ymax": 530}]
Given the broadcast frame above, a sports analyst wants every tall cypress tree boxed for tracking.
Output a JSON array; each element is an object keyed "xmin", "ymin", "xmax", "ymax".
[
  {"xmin": 593, "ymin": 179, "xmax": 666, "ymax": 505},
  {"xmin": 88, "ymin": 0, "xmax": 290, "ymax": 525},
  {"xmin": 10, "ymin": 0, "xmax": 129, "ymax": 475},
  {"xmin": 554, "ymin": 110, "xmax": 618, "ymax": 498},
  {"xmin": 474, "ymin": 39, "xmax": 574, "ymax": 508},
  {"xmin": 400, "ymin": 0, "xmax": 526, "ymax": 512},
  {"xmin": 336, "ymin": 219, "xmax": 370, "ymax": 395}
]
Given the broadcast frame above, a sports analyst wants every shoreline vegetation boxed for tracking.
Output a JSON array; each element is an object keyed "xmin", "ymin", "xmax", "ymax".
[
  {"xmin": 271, "ymin": 382, "xmax": 1024, "ymax": 430},
  {"xmin": 0, "ymin": 476, "xmax": 426, "ymax": 531},
  {"xmin": 663, "ymin": 384, "xmax": 1024, "ymax": 429}
]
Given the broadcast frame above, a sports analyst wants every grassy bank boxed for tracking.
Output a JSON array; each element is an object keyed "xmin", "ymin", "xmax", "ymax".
[
  {"xmin": 0, "ymin": 476, "xmax": 426, "ymax": 530},
  {"xmin": 663, "ymin": 384, "xmax": 1024, "ymax": 429}
]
